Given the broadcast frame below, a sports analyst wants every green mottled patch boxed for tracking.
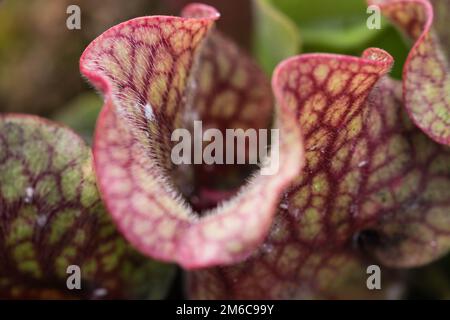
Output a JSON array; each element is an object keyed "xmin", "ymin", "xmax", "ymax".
[
  {"xmin": 17, "ymin": 260, "xmax": 42, "ymax": 278},
  {"xmin": 73, "ymin": 230, "xmax": 86, "ymax": 245},
  {"xmin": 424, "ymin": 178, "xmax": 450, "ymax": 202},
  {"xmin": 13, "ymin": 242, "xmax": 35, "ymax": 262},
  {"xmin": 312, "ymin": 174, "xmax": 328, "ymax": 194},
  {"xmin": 2, "ymin": 122, "xmax": 23, "ymax": 145},
  {"xmin": 35, "ymin": 174, "xmax": 60, "ymax": 206},
  {"xmin": 61, "ymin": 246, "xmax": 77, "ymax": 258},
  {"xmin": 49, "ymin": 208, "xmax": 79, "ymax": 244},
  {"xmin": 22, "ymin": 140, "xmax": 50, "ymax": 176},
  {"xmin": 82, "ymin": 259, "xmax": 98, "ymax": 278},
  {"xmin": 98, "ymin": 241, "xmax": 115, "ymax": 254},
  {"xmin": 392, "ymin": 170, "xmax": 421, "ymax": 202},
  {"xmin": 55, "ymin": 256, "xmax": 70, "ymax": 278},
  {"xmin": 61, "ymin": 166, "xmax": 82, "ymax": 201},
  {"xmin": 102, "ymin": 253, "xmax": 120, "ymax": 272},
  {"xmin": 375, "ymin": 188, "xmax": 395, "ymax": 206},
  {"xmin": 0, "ymin": 159, "xmax": 28, "ymax": 202},
  {"xmin": 99, "ymin": 223, "xmax": 116, "ymax": 238},
  {"xmin": 120, "ymin": 259, "xmax": 176, "ymax": 299},
  {"xmin": 430, "ymin": 153, "xmax": 450, "ymax": 174},
  {"xmin": 80, "ymin": 179, "xmax": 98, "ymax": 207},
  {"xmin": 435, "ymin": 103, "xmax": 450, "ymax": 123},
  {"xmin": 54, "ymin": 247, "xmax": 77, "ymax": 278},
  {"xmin": 7, "ymin": 206, "xmax": 38, "ymax": 245}
]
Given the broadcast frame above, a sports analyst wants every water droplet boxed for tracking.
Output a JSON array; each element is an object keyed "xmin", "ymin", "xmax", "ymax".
[
  {"xmin": 24, "ymin": 187, "xmax": 34, "ymax": 203},
  {"xmin": 261, "ymin": 243, "xmax": 274, "ymax": 254},
  {"xmin": 144, "ymin": 103, "xmax": 154, "ymax": 121},
  {"xmin": 270, "ymin": 221, "xmax": 281, "ymax": 237},
  {"xmin": 36, "ymin": 215, "xmax": 47, "ymax": 227},
  {"xmin": 279, "ymin": 202, "xmax": 288, "ymax": 210},
  {"xmin": 358, "ymin": 160, "xmax": 368, "ymax": 168},
  {"xmin": 92, "ymin": 288, "xmax": 108, "ymax": 298},
  {"xmin": 289, "ymin": 207, "xmax": 301, "ymax": 219},
  {"xmin": 385, "ymin": 283, "xmax": 404, "ymax": 300},
  {"xmin": 190, "ymin": 79, "xmax": 197, "ymax": 90}
]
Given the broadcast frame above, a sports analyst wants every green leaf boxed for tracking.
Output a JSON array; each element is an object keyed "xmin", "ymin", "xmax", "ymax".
[
  {"xmin": 252, "ymin": 0, "xmax": 301, "ymax": 74},
  {"xmin": 0, "ymin": 114, "xmax": 175, "ymax": 299},
  {"xmin": 252, "ymin": 0, "xmax": 409, "ymax": 78},
  {"xmin": 52, "ymin": 93, "xmax": 103, "ymax": 144}
]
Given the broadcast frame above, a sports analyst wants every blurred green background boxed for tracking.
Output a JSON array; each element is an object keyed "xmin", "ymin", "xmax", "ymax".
[{"xmin": 0, "ymin": 0, "xmax": 447, "ymax": 299}]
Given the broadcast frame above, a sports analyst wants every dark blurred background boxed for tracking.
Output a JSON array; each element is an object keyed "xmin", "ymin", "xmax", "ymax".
[{"xmin": 0, "ymin": 0, "xmax": 252, "ymax": 117}]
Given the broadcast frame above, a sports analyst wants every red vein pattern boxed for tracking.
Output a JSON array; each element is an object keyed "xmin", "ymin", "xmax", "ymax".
[
  {"xmin": 189, "ymin": 47, "xmax": 450, "ymax": 298},
  {"xmin": 0, "ymin": 115, "xmax": 174, "ymax": 299},
  {"xmin": 81, "ymin": 4, "xmax": 303, "ymax": 268},
  {"xmin": 188, "ymin": 245, "xmax": 403, "ymax": 299},
  {"xmin": 189, "ymin": 30, "xmax": 274, "ymax": 208},
  {"xmin": 369, "ymin": 0, "xmax": 450, "ymax": 145}
]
